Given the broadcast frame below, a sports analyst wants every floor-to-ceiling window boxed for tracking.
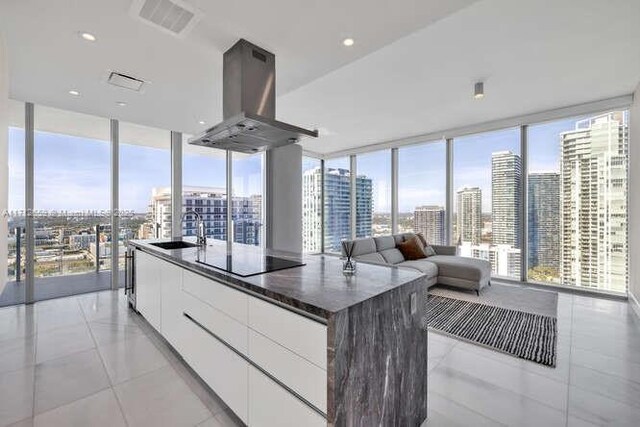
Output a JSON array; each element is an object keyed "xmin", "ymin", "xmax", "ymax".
[
  {"xmin": 324, "ymin": 157, "xmax": 351, "ymax": 253},
  {"xmin": 182, "ymin": 141, "xmax": 227, "ymax": 241},
  {"xmin": 527, "ymin": 111, "xmax": 628, "ymax": 293},
  {"xmin": 452, "ymin": 128, "xmax": 521, "ymax": 279},
  {"xmin": 302, "ymin": 156, "xmax": 322, "ymax": 253},
  {"xmin": 356, "ymin": 150, "xmax": 390, "ymax": 237},
  {"xmin": 119, "ymin": 121, "xmax": 171, "ymax": 270},
  {"xmin": 3, "ymin": 101, "xmax": 26, "ymax": 306},
  {"xmin": 398, "ymin": 141, "xmax": 447, "ymax": 244},
  {"xmin": 34, "ymin": 106, "xmax": 110, "ymax": 279},
  {"xmin": 232, "ymin": 153, "xmax": 264, "ymax": 246}
]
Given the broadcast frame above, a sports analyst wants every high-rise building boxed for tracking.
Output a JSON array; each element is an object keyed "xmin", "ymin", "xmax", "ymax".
[
  {"xmin": 148, "ymin": 186, "xmax": 263, "ymax": 246},
  {"xmin": 528, "ymin": 173, "xmax": 560, "ymax": 277},
  {"xmin": 355, "ymin": 174, "xmax": 373, "ymax": 239},
  {"xmin": 491, "ymin": 151, "xmax": 522, "ymax": 248},
  {"xmin": 413, "ymin": 205, "xmax": 445, "ymax": 245},
  {"xmin": 456, "ymin": 187, "xmax": 482, "ymax": 245},
  {"xmin": 303, "ymin": 167, "xmax": 373, "ymax": 253},
  {"xmin": 302, "ymin": 166, "xmax": 323, "ymax": 253},
  {"xmin": 560, "ymin": 112, "xmax": 628, "ymax": 292}
]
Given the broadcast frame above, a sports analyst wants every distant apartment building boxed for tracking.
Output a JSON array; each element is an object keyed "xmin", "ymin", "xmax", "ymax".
[
  {"xmin": 528, "ymin": 173, "xmax": 560, "ymax": 275},
  {"xmin": 148, "ymin": 186, "xmax": 263, "ymax": 246},
  {"xmin": 459, "ymin": 243, "xmax": 521, "ymax": 278},
  {"xmin": 303, "ymin": 167, "xmax": 373, "ymax": 253},
  {"xmin": 491, "ymin": 151, "xmax": 522, "ymax": 248},
  {"xmin": 456, "ymin": 187, "xmax": 482, "ymax": 245},
  {"xmin": 302, "ymin": 166, "xmax": 323, "ymax": 253},
  {"xmin": 355, "ymin": 174, "xmax": 373, "ymax": 238},
  {"xmin": 560, "ymin": 112, "xmax": 628, "ymax": 292},
  {"xmin": 413, "ymin": 205, "xmax": 445, "ymax": 245}
]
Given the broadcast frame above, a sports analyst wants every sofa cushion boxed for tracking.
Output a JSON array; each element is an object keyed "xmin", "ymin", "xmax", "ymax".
[
  {"xmin": 374, "ymin": 236, "xmax": 396, "ymax": 251},
  {"xmin": 349, "ymin": 238, "xmax": 377, "ymax": 257},
  {"xmin": 354, "ymin": 252, "xmax": 387, "ymax": 265},
  {"xmin": 397, "ymin": 236, "xmax": 427, "ymax": 261},
  {"xmin": 428, "ymin": 255, "xmax": 491, "ymax": 281},
  {"xmin": 393, "ymin": 232, "xmax": 416, "ymax": 245},
  {"xmin": 397, "ymin": 260, "xmax": 438, "ymax": 278},
  {"xmin": 423, "ymin": 245, "xmax": 436, "ymax": 257},
  {"xmin": 379, "ymin": 248, "xmax": 405, "ymax": 265}
]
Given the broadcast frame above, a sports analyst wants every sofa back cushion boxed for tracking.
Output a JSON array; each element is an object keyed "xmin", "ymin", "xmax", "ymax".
[
  {"xmin": 354, "ymin": 252, "xmax": 387, "ymax": 265},
  {"xmin": 397, "ymin": 236, "xmax": 427, "ymax": 261},
  {"xmin": 348, "ymin": 238, "xmax": 377, "ymax": 257},
  {"xmin": 379, "ymin": 248, "xmax": 405, "ymax": 265},
  {"xmin": 374, "ymin": 236, "xmax": 396, "ymax": 252}
]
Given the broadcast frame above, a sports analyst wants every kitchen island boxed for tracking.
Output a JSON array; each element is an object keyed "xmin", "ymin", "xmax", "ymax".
[{"xmin": 127, "ymin": 239, "xmax": 428, "ymax": 426}]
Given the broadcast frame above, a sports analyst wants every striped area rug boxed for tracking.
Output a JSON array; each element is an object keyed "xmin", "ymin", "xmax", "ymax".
[{"xmin": 427, "ymin": 294, "xmax": 557, "ymax": 367}]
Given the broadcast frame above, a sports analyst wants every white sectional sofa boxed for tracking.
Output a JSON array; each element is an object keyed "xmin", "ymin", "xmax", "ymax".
[{"xmin": 343, "ymin": 233, "xmax": 492, "ymax": 295}]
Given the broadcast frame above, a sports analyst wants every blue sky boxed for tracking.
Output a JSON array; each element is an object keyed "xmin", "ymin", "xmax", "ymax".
[
  {"xmin": 306, "ymin": 117, "xmax": 580, "ymax": 213},
  {"xmin": 8, "ymin": 128, "xmax": 263, "ymax": 213},
  {"xmin": 8, "ymin": 116, "xmax": 581, "ymax": 214}
]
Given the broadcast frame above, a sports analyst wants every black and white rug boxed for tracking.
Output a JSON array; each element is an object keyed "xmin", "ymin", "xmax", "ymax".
[{"xmin": 426, "ymin": 285, "xmax": 558, "ymax": 367}]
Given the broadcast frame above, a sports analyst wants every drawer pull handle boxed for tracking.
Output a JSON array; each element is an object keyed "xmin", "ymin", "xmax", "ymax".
[{"xmin": 183, "ymin": 312, "xmax": 327, "ymax": 419}]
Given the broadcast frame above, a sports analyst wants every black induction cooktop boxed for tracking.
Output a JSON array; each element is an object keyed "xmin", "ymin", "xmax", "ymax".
[{"xmin": 195, "ymin": 253, "xmax": 305, "ymax": 277}]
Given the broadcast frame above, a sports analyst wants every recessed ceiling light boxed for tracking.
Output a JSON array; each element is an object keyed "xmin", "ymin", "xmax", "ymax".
[
  {"xmin": 474, "ymin": 82, "xmax": 484, "ymax": 99},
  {"xmin": 68, "ymin": 90, "xmax": 80, "ymax": 96},
  {"xmin": 78, "ymin": 32, "xmax": 96, "ymax": 42},
  {"xmin": 198, "ymin": 120, "xmax": 206, "ymax": 125},
  {"xmin": 116, "ymin": 101, "xmax": 127, "ymax": 107},
  {"xmin": 342, "ymin": 38, "xmax": 355, "ymax": 47}
]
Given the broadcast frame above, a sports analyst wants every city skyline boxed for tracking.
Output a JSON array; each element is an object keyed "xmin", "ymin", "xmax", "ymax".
[{"xmin": 7, "ymin": 128, "xmax": 263, "ymax": 213}]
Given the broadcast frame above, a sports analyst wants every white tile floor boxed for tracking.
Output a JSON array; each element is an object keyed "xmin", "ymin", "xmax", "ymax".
[{"xmin": 0, "ymin": 289, "xmax": 638, "ymax": 426}]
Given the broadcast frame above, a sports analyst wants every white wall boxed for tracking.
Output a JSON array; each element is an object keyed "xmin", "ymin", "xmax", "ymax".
[
  {"xmin": 266, "ymin": 144, "xmax": 302, "ymax": 253},
  {"xmin": 0, "ymin": 35, "xmax": 8, "ymax": 291},
  {"xmin": 629, "ymin": 83, "xmax": 640, "ymax": 314}
]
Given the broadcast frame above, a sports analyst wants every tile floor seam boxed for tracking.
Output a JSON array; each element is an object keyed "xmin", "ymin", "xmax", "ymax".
[
  {"xmin": 569, "ymin": 357, "xmax": 640, "ymax": 386},
  {"xmin": 31, "ymin": 304, "xmax": 38, "ymax": 420},
  {"xmin": 32, "ymin": 385, "xmax": 117, "ymax": 423},
  {"xmin": 433, "ymin": 360, "xmax": 569, "ymax": 417},
  {"xmin": 82, "ymin": 298, "xmax": 133, "ymax": 427},
  {"xmin": 564, "ymin": 296, "xmax": 574, "ymax": 427},
  {"xmin": 428, "ymin": 388, "xmax": 509, "ymax": 427}
]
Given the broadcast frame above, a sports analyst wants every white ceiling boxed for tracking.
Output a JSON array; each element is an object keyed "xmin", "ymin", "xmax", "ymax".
[{"xmin": 1, "ymin": 0, "xmax": 639, "ymax": 155}]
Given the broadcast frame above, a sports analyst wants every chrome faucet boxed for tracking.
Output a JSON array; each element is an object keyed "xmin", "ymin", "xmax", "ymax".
[{"xmin": 181, "ymin": 210, "xmax": 207, "ymax": 247}]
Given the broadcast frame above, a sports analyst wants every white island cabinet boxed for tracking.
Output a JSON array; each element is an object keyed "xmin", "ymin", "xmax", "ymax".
[{"xmin": 133, "ymin": 248, "xmax": 327, "ymax": 426}]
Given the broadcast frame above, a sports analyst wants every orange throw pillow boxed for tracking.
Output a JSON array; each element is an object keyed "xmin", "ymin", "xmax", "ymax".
[{"xmin": 397, "ymin": 236, "xmax": 427, "ymax": 261}]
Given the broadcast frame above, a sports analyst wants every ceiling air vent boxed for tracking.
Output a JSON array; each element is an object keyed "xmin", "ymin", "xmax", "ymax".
[
  {"xmin": 107, "ymin": 71, "xmax": 146, "ymax": 92},
  {"xmin": 130, "ymin": 0, "xmax": 201, "ymax": 37}
]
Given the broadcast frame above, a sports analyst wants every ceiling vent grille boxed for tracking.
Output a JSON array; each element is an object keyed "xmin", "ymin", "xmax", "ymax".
[
  {"xmin": 130, "ymin": 0, "xmax": 201, "ymax": 37},
  {"xmin": 107, "ymin": 71, "xmax": 146, "ymax": 92}
]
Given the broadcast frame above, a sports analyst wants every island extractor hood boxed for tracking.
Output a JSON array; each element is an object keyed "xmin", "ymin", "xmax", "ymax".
[{"xmin": 188, "ymin": 39, "xmax": 317, "ymax": 153}]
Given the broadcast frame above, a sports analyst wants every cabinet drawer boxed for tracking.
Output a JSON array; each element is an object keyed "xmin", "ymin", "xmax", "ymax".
[
  {"xmin": 182, "ymin": 313, "xmax": 248, "ymax": 424},
  {"xmin": 182, "ymin": 290, "xmax": 248, "ymax": 355},
  {"xmin": 248, "ymin": 329, "xmax": 326, "ymax": 412},
  {"xmin": 248, "ymin": 365, "xmax": 325, "ymax": 427},
  {"xmin": 182, "ymin": 270, "xmax": 248, "ymax": 325},
  {"xmin": 248, "ymin": 298, "xmax": 327, "ymax": 370},
  {"xmin": 135, "ymin": 250, "xmax": 162, "ymax": 330}
]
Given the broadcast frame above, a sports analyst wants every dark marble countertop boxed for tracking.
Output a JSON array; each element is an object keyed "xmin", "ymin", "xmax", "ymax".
[{"xmin": 129, "ymin": 238, "xmax": 425, "ymax": 321}]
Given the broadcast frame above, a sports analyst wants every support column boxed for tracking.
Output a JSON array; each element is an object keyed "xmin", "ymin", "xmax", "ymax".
[
  {"xmin": 520, "ymin": 125, "xmax": 528, "ymax": 283},
  {"xmin": 265, "ymin": 145, "xmax": 303, "ymax": 252},
  {"xmin": 226, "ymin": 150, "xmax": 233, "ymax": 247},
  {"xmin": 170, "ymin": 131, "xmax": 182, "ymax": 238},
  {"xmin": 25, "ymin": 103, "xmax": 34, "ymax": 303},
  {"xmin": 110, "ymin": 119, "xmax": 119, "ymax": 290},
  {"xmin": 350, "ymin": 155, "xmax": 357, "ymax": 240},
  {"xmin": 391, "ymin": 148, "xmax": 399, "ymax": 234},
  {"xmin": 445, "ymin": 138, "xmax": 454, "ymax": 246}
]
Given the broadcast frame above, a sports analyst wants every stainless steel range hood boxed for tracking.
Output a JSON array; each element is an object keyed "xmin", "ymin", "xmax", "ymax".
[{"xmin": 189, "ymin": 39, "xmax": 317, "ymax": 153}]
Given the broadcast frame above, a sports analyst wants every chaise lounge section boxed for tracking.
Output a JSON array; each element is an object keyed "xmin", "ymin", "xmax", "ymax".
[{"xmin": 344, "ymin": 233, "xmax": 491, "ymax": 294}]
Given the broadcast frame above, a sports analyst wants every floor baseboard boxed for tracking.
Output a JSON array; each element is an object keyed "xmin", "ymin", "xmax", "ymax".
[{"xmin": 630, "ymin": 291, "xmax": 640, "ymax": 319}]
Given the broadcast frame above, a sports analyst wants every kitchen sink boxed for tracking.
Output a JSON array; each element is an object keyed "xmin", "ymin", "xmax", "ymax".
[{"xmin": 150, "ymin": 241, "xmax": 198, "ymax": 250}]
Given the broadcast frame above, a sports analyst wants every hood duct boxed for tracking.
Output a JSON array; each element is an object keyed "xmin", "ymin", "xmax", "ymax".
[{"xmin": 188, "ymin": 39, "xmax": 317, "ymax": 153}]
